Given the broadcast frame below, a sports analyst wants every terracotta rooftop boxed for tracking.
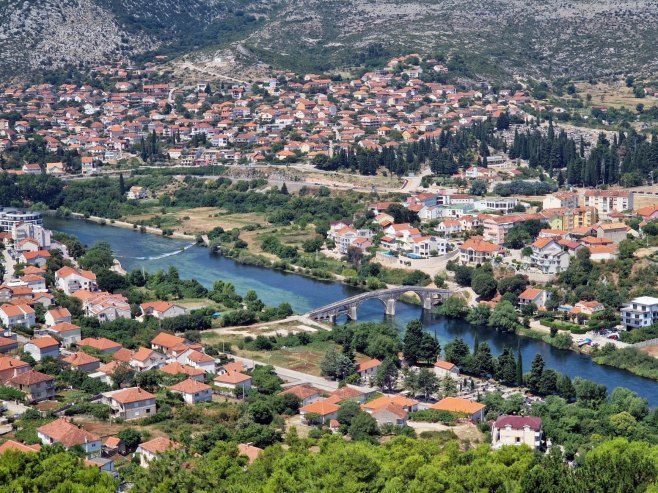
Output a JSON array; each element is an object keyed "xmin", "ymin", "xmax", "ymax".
[
  {"xmin": 138, "ymin": 436, "xmax": 179, "ymax": 455},
  {"xmin": 37, "ymin": 418, "xmax": 100, "ymax": 447},
  {"xmin": 105, "ymin": 386, "xmax": 155, "ymax": 404},
  {"xmin": 170, "ymin": 378, "xmax": 211, "ymax": 394},
  {"xmin": 430, "ymin": 396, "xmax": 486, "ymax": 414}
]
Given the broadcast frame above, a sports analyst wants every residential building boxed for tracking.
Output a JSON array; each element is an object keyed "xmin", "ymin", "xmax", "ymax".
[
  {"xmin": 355, "ymin": 359, "xmax": 381, "ymax": 381},
  {"xmin": 62, "ymin": 352, "xmax": 101, "ymax": 373},
  {"xmin": 596, "ymin": 222, "xmax": 636, "ymax": 244},
  {"xmin": 492, "ymin": 415, "xmax": 543, "ymax": 450},
  {"xmin": 214, "ymin": 371, "xmax": 252, "ymax": 396},
  {"xmin": 370, "ymin": 402, "xmax": 409, "ymax": 426},
  {"xmin": 9, "ymin": 370, "xmax": 55, "ymax": 402},
  {"xmin": 430, "ymin": 396, "xmax": 486, "ymax": 422},
  {"xmin": 160, "ymin": 362, "xmax": 206, "ymax": 382},
  {"xmin": 518, "ymin": 288, "xmax": 550, "ymax": 309},
  {"xmin": 543, "ymin": 192, "xmax": 579, "ymax": 209},
  {"xmin": 0, "ymin": 335, "xmax": 17, "ymax": 354},
  {"xmin": 127, "ymin": 186, "xmax": 148, "ymax": 200},
  {"xmin": 483, "ymin": 214, "xmax": 543, "ymax": 245},
  {"xmin": 0, "ymin": 304, "xmax": 35, "ymax": 329},
  {"xmin": 170, "ymin": 378, "xmax": 213, "ymax": 405},
  {"xmin": 584, "ymin": 190, "xmax": 633, "ymax": 217},
  {"xmin": 299, "ymin": 399, "xmax": 339, "ymax": 424},
  {"xmin": 140, "ymin": 301, "xmax": 186, "ymax": 319},
  {"xmin": 0, "ymin": 440, "xmax": 41, "ymax": 454},
  {"xmin": 410, "ymin": 236, "xmax": 447, "ymax": 258},
  {"xmin": 150, "ymin": 332, "xmax": 187, "ymax": 353},
  {"xmin": 45, "ymin": 307, "xmax": 71, "ymax": 327},
  {"xmin": 176, "ymin": 348, "xmax": 216, "ymax": 374},
  {"xmin": 540, "ymin": 207, "xmax": 597, "ymax": 231},
  {"xmin": 23, "ymin": 336, "xmax": 59, "ymax": 361},
  {"xmin": 530, "ymin": 237, "xmax": 570, "ymax": 274},
  {"xmin": 79, "ymin": 337, "xmax": 122, "ymax": 354},
  {"xmin": 433, "ymin": 360, "xmax": 460, "ymax": 379},
  {"xmin": 279, "ymin": 385, "xmax": 322, "ymax": 406},
  {"xmin": 0, "ymin": 356, "xmax": 31, "ymax": 383},
  {"xmin": 37, "ymin": 419, "xmax": 101, "ymax": 456},
  {"xmin": 136, "ymin": 437, "xmax": 179, "ymax": 468},
  {"xmin": 362, "ymin": 395, "xmax": 419, "ymax": 414},
  {"xmin": 570, "ymin": 300, "xmax": 605, "ymax": 317},
  {"xmin": 0, "ymin": 209, "xmax": 43, "ymax": 233},
  {"xmin": 101, "ymin": 387, "xmax": 157, "ymax": 420},
  {"xmin": 81, "ymin": 292, "xmax": 131, "ymax": 322},
  {"xmin": 459, "ymin": 237, "xmax": 502, "ymax": 265},
  {"xmin": 40, "ymin": 322, "xmax": 81, "ymax": 347},
  {"xmin": 55, "ymin": 266, "xmax": 98, "ymax": 295},
  {"xmin": 130, "ymin": 347, "xmax": 166, "ymax": 371},
  {"xmin": 621, "ymin": 296, "xmax": 658, "ymax": 329}
]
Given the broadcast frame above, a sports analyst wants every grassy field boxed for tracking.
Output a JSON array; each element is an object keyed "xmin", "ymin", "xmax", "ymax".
[{"xmin": 575, "ymin": 82, "xmax": 651, "ymax": 110}]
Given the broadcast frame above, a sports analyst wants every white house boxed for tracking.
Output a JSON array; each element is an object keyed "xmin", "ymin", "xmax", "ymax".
[
  {"xmin": 170, "ymin": 378, "xmax": 213, "ymax": 405},
  {"xmin": 213, "ymin": 371, "xmax": 252, "ymax": 396},
  {"xmin": 45, "ymin": 307, "xmax": 72, "ymax": 327},
  {"xmin": 176, "ymin": 349, "xmax": 216, "ymax": 374},
  {"xmin": 140, "ymin": 301, "xmax": 186, "ymax": 320},
  {"xmin": 136, "ymin": 437, "xmax": 179, "ymax": 468},
  {"xmin": 621, "ymin": 296, "xmax": 658, "ymax": 329},
  {"xmin": 433, "ymin": 360, "xmax": 460, "ymax": 379},
  {"xmin": 518, "ymin": 288, "xmax": 551, "ymax": 309},
  {"xmin": 101, "ymin": 387, "xmax": 157, "ymax": 421},
  {"xmin": 55, "ymin": 266, "xmax": 98, "ymax": 295},
  {"xmin": 37, "ymin": 418, "xmax": 102, "ymax": 457},
  {"xmin": 127, "ymin": 186, "xmax": 148, "ymax": 200},
  {"xmin": 0, "ymin": 304, "xmax": 35, "ymax": 329},
  {"xmin": 530, "ymin": 238, "xmax": 570, "ymax": 274},
  {"xmin": 23, "ymin": 336, "xmax": 60, "ymax": 361}
]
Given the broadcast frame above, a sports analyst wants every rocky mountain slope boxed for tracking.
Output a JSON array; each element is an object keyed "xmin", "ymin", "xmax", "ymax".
[{"xmin": 1, "ymin": 0, "xmax": 658, "ymax": 81}]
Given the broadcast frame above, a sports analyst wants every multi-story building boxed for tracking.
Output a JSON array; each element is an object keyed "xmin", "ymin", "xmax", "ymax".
[
  {"xmin": 584, "ymin": 190, "xmax": 633, "ymax": 217},
  {"xmin": 530, "ymin": 238, "xmax": 570, "ymax": 274},
  {"xmin": 102, "ymin": 387, "xmax": 157, "ymax": 420},
  {"xmin": 55, "ymin": 266, "xmax": 98, "ymax": 295},
  {"xmin": 540, "ymin": 207, "xmax": 597, "ymax": 231},
  {"xmin": 458, "ymin": 237, "xmax": 502, "ymax": 265},
  {"xmin": 0, "ymin": 209, "xmax": 43, "ymax": 232},
  {"xmin": 483, "ymin": 214, "xmax": 544, "ymax": 245},
  {"xmin": 621, "ymin": 296, "xmax": 658, "ymax": 329},
  {"xmin": 474, "ymin": 197, "xmax": 519, "ymax": 214},
  {"xmin": 542, "ymin": 191, "xmax": 579, "ymax": 209},
  {"xmin": 492, "ymin": 416, "xmax": 543, "ymax": 450},
  {"xmin": 9, "ymin": 370, "xmax": 56, "ymax": 402}
]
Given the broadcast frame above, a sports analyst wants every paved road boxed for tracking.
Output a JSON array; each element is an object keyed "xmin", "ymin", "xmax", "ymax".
[
  {"xmin": 228, "ymin": 354, "xmax": 339, "ymax": 392},
  {"xmin": 2, "ymin": 249, "xmax": 15, "ymax": 282}
]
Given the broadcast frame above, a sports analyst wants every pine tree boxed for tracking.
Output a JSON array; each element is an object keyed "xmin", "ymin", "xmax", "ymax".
[
  {"xmin": 516, "ymin": 351, "xmax": 523, "ymax": 386},
  {"xmin": 527, "ymin": 354, "xmax": 544, "ymax": 394},
  {"xmin": 280, "ymin": 182, "xmax": 289, "ymax": 195}
]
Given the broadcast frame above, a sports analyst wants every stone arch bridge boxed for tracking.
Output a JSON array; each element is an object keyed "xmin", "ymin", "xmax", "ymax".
[{"xmin": 306, "ymin": 287, "xmax": 453, "ymax": 323}]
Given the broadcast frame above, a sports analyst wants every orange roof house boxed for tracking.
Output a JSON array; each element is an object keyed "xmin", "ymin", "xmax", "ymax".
[{"xmin": 430, "ymin": 396, "xmax": 486, "ymax": 421}]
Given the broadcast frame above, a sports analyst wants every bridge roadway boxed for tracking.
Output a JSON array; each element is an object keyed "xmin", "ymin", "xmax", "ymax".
[{"xmin": 306, "ymin": 286, "xmax": 453, "ymax": 323}]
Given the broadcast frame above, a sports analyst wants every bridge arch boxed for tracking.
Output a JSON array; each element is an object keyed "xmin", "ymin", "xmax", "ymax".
[{"xmin": 306, "ymin": 287, "xmax": 453, "ymax": 323}]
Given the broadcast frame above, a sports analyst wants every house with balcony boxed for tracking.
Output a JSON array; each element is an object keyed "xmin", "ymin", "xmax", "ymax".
[
  {"xmin": 530, "ymin": 237, "xmax": 570, "ymax": 274},
  {"xmin": 518, "ymin": 288, "xmax": 550, "ymax": 309},
  {"xmin": 410, "ymin": 236, "xmax": 447, "ymax": 258},
  {"xmin": 139, "ymin": 301, "xmax": 186, "ymax": 320},
  {"xmin": 101, "ymin": 387, "xmax": 157, "ymax": 420},
  {"xmin": 458, "ymin": 237, "xmax": 502, "ymax": 265},
  {"xmin": 55, "ymin": 266, "xmax": 98, "ymax": 295},
  {"xmin": 621, "ymin": 296, "xmax": 658, "ymax": 329},
  {"xmin": 0, "ymin": 304, "xmax": 35, "ymax": 329}
]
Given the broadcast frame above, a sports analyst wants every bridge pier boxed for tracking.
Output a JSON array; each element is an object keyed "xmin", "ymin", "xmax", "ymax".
[
  {"xmin": 347, "ymin": 305, "xmax": 358, "ymax": 321},
  {"xmin": 422, "ymin": 295, "xmax": 434, "ymax": 311},
  {"xmin": 384, "ymin": 298, "xmax": 396, "ymax": 317}
]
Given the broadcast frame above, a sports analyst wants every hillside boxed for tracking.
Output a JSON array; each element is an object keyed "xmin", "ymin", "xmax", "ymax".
[{"xmin": 2, "ymin": 0, "xmax": 658, "ymax": 81}]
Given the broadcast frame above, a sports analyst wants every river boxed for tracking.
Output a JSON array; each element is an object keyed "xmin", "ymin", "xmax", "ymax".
[{"xmin": 45, "ymin": 216, "xmax": 658, "ymax": 406}]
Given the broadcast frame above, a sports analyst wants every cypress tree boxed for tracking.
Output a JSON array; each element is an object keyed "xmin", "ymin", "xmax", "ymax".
[{"xmin": 516, "ymin": 350, "xmax": 523, "ymax": 386}]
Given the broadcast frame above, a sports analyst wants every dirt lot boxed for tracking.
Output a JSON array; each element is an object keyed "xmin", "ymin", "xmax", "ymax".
[
  {"xmin": 408, "ymin": 421, "xmax": 484, "ymax": 444},
  {"xmin": 641, "ymin": 345, "xmax": 658, "ymax": 357}
]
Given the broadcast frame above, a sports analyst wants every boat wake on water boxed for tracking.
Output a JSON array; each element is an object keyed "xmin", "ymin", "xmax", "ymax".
[{"xmin": 118, "ymin": 242, "xmax": 196, "ymax": 260}]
